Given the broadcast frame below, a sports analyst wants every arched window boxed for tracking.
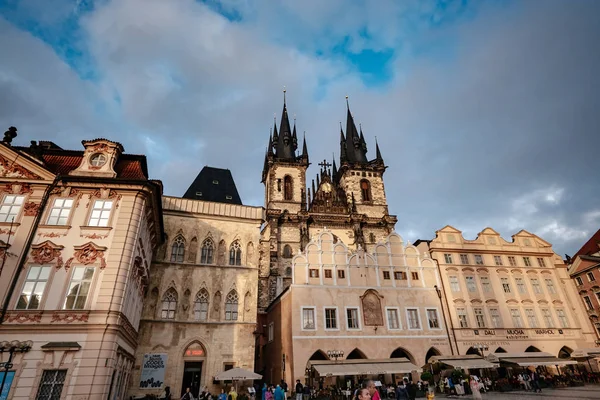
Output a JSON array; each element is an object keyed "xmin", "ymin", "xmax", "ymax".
[
  {"xmin": 360, "ymin": 180, "xmax": 371, "ymax": 202},
  {"xmin": 161, "ymin": 289, "xmax": 178, "ymax": 319},
  {"xmin": 194, "ymin": 289, "xmax": 209, "ymax": 321},
  {"xmin": 229, "ymin": 241, "xmax": 242, "ymax": 266},
  {"xmin": 225, "ymin": 290, "xmax": 239, "ymax": 321},
  {"xmin": 369, "ymin": 233, "xmax": 376, "ymax": 243},
  {"xmin": 170, "ymin": 236, "xmax": 185, "ymax": 263},
  {"xmin": 201, "ymin": 238, "xmax": 214, "ymax": 264},
  {"xmin": 188, "ymin": 237, "xmax": 198, "ymax": 263},
  {"xmin": 284, "ymin": 176, "xmax": 293, "ymax": 200},
  {"xmin": 283, "ymin": 244, "xmax": 293, "ymax": 258}
]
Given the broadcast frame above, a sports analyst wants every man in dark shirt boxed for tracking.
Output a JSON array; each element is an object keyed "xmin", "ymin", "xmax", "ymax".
[{"xmin": 295, "ymin": 380, "xmax": 303, "ymax": 400}]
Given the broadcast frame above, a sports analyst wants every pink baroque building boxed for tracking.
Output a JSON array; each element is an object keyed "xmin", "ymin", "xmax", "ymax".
[{"xmin": 0, "ymin": 129, "xmax": 163, "ymax": 400}]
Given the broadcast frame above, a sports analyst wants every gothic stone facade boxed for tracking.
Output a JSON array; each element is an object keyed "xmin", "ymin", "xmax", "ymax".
[{"xmin": 129, "ymin": 196, "xmax": 263, "ymax": 398}]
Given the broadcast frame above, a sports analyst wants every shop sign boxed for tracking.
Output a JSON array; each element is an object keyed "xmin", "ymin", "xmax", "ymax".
[
  {"xmin": 139, "ymin": 353, "xmax": 167, "ymax": 389},
  {"xmin": 506, "ymin": 329, "xmax": 528, "ymax": 340},
  {"xmin": 185, "ymin": 349, "xmax": 205, "ymax": 357}
]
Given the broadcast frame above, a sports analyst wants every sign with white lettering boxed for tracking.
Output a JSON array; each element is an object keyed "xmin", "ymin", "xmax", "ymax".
[{"xmin": 139, "ymin": 353, "xmax": 167, "ymax": 389}]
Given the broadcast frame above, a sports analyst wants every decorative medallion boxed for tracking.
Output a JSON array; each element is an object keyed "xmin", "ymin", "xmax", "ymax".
[
  {"xmin": 30, "ymin": 241, "xmax": 64, "ymax": 268},
  {"xmin": 65, "ymin": 242, "xmax": 108, "ymax": 270},
  {"xmin": 3, "ymin": 313, "xmax": 43, "ymax": 323},
  {"xmin": 23, "ymin": 201, "xmax": 40, "ymax": 216}
]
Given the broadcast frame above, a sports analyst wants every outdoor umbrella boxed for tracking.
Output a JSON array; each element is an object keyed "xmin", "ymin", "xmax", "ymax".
[{"xmin": 215, "ymin": 368, "xmax": 263, "ymax": 391}]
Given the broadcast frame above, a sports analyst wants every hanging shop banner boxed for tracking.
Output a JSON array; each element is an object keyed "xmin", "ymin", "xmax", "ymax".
[{"xmin": 139, "ymin": 353, "xmax": 168, "ymax": 389}]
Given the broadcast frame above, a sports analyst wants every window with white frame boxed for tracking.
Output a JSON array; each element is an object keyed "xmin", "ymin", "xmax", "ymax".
[
  {"xmin": 36, "ymin": 369, "xmax": 67, "ymax": 399},
  {"xmin": 493, "ymin": 255, "xmax": 503, "ymax": 266},
  {"xmin": 515, "ymin": 277, "xmax": 527, "ymax": 294},
  {"xmin": 576, "ymin": 276, "xmax": 583, "ymax": 286},
  {"xmin": 387, "ymin": 308, "xmax": 400, "ymax": 330},
  {"xmin": 588, "ymin": 272, "xmax": 596, "ymax": 282},
  {"xmin": 537, "ymin": 257, "xmax": 546, "ymax": 268},
  {"xmin": 325, "ymin": 308, "xmax": 338, "ymax": 329},
  {"xmin": 229, "ymin": 242, "xmax": 242, "ymax": 266},
  {"xmin": 268, "ymin": 322, "xmax": 274, "ymax": 342},
  {"xmin": 460, "ymin": 254, "xmax": 469, "ymax": 265},
  {"xmin": 325, "ymin": 269, "xmax": 333, "ymax": 278},
  {"xmin": 0, "ymin": 194, "xmax": 25, "ymax": 222},
  {"xmin": 510, "ymin": 308, "xmax": 524, "ymax": 328},
  {"xmin": 457, "ymin": 307, "xmax": 468, "ymax": 328},
  {"xmin": 200, "ymin": 239, "xmax": 214, "ymax": 264},
  {"xmin": 346, "ymin": 308, "xmax": 360, "ymax": 329},
  {"xmin": 394, "ymin": 271, "xmax": 406, "ymax": 280},
  {"xmin": 584, "ymin": 296, "xmax": 594, "ymax": 310},
  {"xmin": 541, "ymin": 308, "xmax": 554, "ymax": 327},
  {"xmin": 64, "ymin": 266, "xmax": 94, "ymax": 310},
  {"xmin": 474, "ymin": 255, "xmax": 484, "ymax": 265},
  {"xmin": 508, "ymin": 256, "xmax": 517, "ymax": 267},
  {"xmin": 88, "ymin": 199, "xmax": 113, "ymax": 227},
  {"xmin": 444, "ymin": 253, "xmax": 453, "ymax": 264},
  {"xmin": 474, "ymin": 307, "xmax": 486, "ymax": 328},
  {"xmin": 302, "ymin": 307, "xmax": 316, "ymax": 330},
  {"xmin": 16, "ymin": 265, "xmax": 51, "ymax": 310},
  {"xmin": 480, "ymin": 276, "xmax": 491, "ymax": 293},
  {"xmin": 406, "ymin": 308, "xmax": 420, "ymax": 329},
  {"xmin": 225, "ymin": 290, "xmax": 239, "ymax": 321},
  {"xmin": 194, "ymin": 289, "xmax": 209, "ymax": 321},
  {"xmin": 465, "ymin": 276, "xmax": 477, "ymax": 292},
  {"xmin": 525, "ymin": 308, "xmax": 539, "ymax": 328},
  {"xmin": 309, "ymin": 269, "xmax": 319, "ymax": 278},
  {"xmin": 556, "ymin": 309, "xmax": 569, "ymax": 328},
  {"xmin": 545, "ymin": 278, "xmax": 556, "ymax": 294},
  {"xmin": 449, "ymin": 276, "xmax": 460, "ymax": 292},
  {"xmin": 427, "ymin": 309, "xmax": 440, "ymax": 329},
  {"xmin": 523, "ymin": 257, "xmax": 532, "ymax": 267},
  {"xmin": 46, "ymin": 198, "xmax": 73, "ymax": 225},
  {"xmin": 501, "ymin": 277, "xmax": 511, "ymax": 293},
  {"xmin": 489, "ymin": 308, "xmax": 502, "ymax": 328},
  {"xmin": 531, "ymin": 278, "xmax": 543, "ymax": 294},
  {"xmin": 161, "ymin": 289, "xmax": 177, "ymax": 319}
]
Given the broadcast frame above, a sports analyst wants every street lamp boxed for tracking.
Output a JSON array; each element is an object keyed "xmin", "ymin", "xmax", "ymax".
[
  {"xmin": 475, "ymin": 344, "xmax": 489, "ymax": 357},
  {"xmin": 0, "ymin": 340, "xmax": 33, "ymax": 397},
  {"xmin": 327, "ymin": 350, "xmax": 344, "ymax": 361}
]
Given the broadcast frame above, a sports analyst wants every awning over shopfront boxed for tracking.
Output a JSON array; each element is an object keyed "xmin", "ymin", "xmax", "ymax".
[
  {"xmin": 487, "ymin": 352, "xmax": 577, "ymax": 367},
  {"xmin": 571, "ymin": 348, "xmax": 600, "ymax": 359},
  {"xmin": 429, "ymin": 355, "xmax": 498, "ymax": 369},
  {"xmin": 310, "ymin": 358, "xmax": 419, "ymax": 377}
]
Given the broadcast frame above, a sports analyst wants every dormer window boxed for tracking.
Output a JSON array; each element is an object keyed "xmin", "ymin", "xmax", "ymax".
[
  {"xmin": 89, "ymin": 153, "xmax": 107, "ymax": 167},
  {"xmin": 226, "ymin": 195, "xmax": 232, "ymax": 200},
  {"xmin": 212, "ymin": 180, "xmax": 219, "ymax": 185},
  {"xmin": 196, "ymin": 192, "xmax": 203, "ymax": 197}
]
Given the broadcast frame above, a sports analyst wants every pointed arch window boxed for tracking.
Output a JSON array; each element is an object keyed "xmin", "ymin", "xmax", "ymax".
[
  {"xmin": 194, "ymin": 289, "xmax": 210, "ymax": 321},
  {"xmin": 170, "ymin": 236, "xmax": 185, "ymax": 263},
  {"xmin": 283, "ymin": 244, "xmax": 293, "ymax": 258},
  {"xmin": 161, "ymin": 289, "xmax": 178, "ymax": 319},
  {"xmin": 225, "ymin": 290, "xmax": 239, "ymax": 321},
  {"xmin": 284, "ymin": 176, "xmax": 293, "ymax": 201},
  {"xmin": 201, "ymin": 238, "xmax": 214, "ymax": 264},
  {"xmin": 188, "ymin": 237, "xmax": 198, "ymax": 263},
  {"xmin": 360, "ymin": 180, "xmax": 371, "ymax": 202},
  {"xmin": 229, "ymin": 241, "xmax": 242, "ymax": 266}
]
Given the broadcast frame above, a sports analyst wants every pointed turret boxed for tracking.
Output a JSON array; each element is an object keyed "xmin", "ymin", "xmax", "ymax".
[
  {"xmin": 343, "ymin": 97, "xmax": 368, "ymax": 164},
  {"xmin": 332, "ymin": 157, "xmax": 338, "ymax": 181},
  {"xmin": 272, "ymin": 118, "xmax": 278, "ymax": 146},
  {"xmin": 375, "ymin": 137, "xmax": 383, "ymax": 162},
  {"xmin": 292, "ymin": 118, "xmax": 298, "ymax": 151},
  {"xmin": 339, "ymin": 122, "xmax": 347, "ymax": 163},
  {"xmin": 301, "ymin": 133, "xmax": 309, "ymax": 162},
  {"xmin": 267, "ymin": 129, "xmax": 274, "ymax": 156}
]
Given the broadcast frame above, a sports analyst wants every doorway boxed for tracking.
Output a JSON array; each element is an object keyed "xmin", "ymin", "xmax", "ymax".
[{"xmin": 181, "ymin": 361, "xmax": 203, "ymax": 397}]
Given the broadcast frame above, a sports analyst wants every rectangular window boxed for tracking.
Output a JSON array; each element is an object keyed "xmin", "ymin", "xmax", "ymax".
[
  {"xmin": 383, "ymin": 271, "xmax": 390, "ymax": 280},
  {"xmin": 411, "ymin": 272, "xmax": 419, "ymax": 280},
  {"xmin": 47, "ymin": 198, "xmax": 74, "ymax": 225},
  {"xmin": 427, "ymin": 309, "xmax": 440, "ymax": 329},
  {"xmin": 88, "ymin": 200, "xmax": 113, "ymax": 227},
  {"xmin": 193, "ymin": 298, "xmax": 208, "ymax": 321},
  {"xmin": 523, "ymin": 257, "xmax": 532, "ymax": 267},
  {"xmin": 64, "ymin": 266, "xmax": 94, "ymax": 310},
  {"xmin": 268, "ymin": 323, "xmax": 274, "ymax": 343},
  {"xmin": 324, "ymin": 269, "xmax": 332, "ymax": 278},
  {"xmin": 444, "ymin": 253, "xmax": 453, "ymax": 264},
  {"xmin": 545, "ymin": 278, "xmax": 556, "ymax": 294},
  {"xmin": 525, "ymin": 308, "xmax": 539, "ymax": 328},
  {"xmin": 493, "ymin": 256, "xmax": 503, "ymax": 266},
  {"xmin": 337, "ymin": 270, "xmax": 345, "ymax": 279},
  {"xmin": 556, "ymin": 309, "xmax": 569, "ymax": 328},
  {"xmin": 449, "ymin": 276, "xmax": 460, "ymax": 292},
  {"xmin": 406, "ymin": 308, "xmax": 420, "ymax": 329},
  {"xmin": 457, "ymin": 308, "xmax": 468, "ymax": 328},
  {"xmin": 588, "ymin": 272, "xmax": 596, "ymax": 282},
  {"xmin": 489, "ymin": 308, "xmax": 502, "ymax": 328},
  {"xmin": 460, "ymin": 254, "xmax": 469, "ymax": 265},
  {"xmin": 541, "ymin": 309, "xmax": 554, "ymax": 328},
  {"xmin": 387, "ymin": 308, "xmax": 400, "ymax": 330},
  {"xmin": 309, "ymin": 269, "xmax": 319, "ymax": 278},
  {"xmin": 576, "ymin": 276, "xmax": 584, "ymax": 286},
  {"xmin": 531, "ymin": 278, "xmax": 543, "ymax": 294},
  {"xmin": 474, "ymin": 255, "xmax": 484, "ymax": 265},
  {"xmin": 510, "ymin": 308, "xmax": 524, "ymax": 328},
  {"xmin": 584, "ymin": 296, "xmax": 594, "ymax": 310},
  {"xmin": 596, "ymin": 292, "xmax": 600, "ymax": 303},
  {"xmin": 36, "ymin": 370, "xmax": 67, "ymax": 400},
  {"xmin": 480, "ymin": 276, "xmax": 491, "ymax": 293},
  {"xmin": 515, "ymin": 277, "xmax": 527, "ymax": 294},
  {"xmin": 501, "ymin": 277, "xmax": 511, "ymax": 293},
  {"xmin": 325, "ymin": 308, "xmax": 337, "ymax": 329},
  {"xmin": 16, "ymin": 265, "xmax": 51, "ymax": 310},
  {"xmin": 394, "ymin": 271, "xmax": 407, "ymax": 280},
  {"xmin": 474, "ymin": 307, "xmax": 486, "ymax": 328},
  {"xmin": 302, "ymin": 308, "xmax": 315, "ymax": 330},
  {"xmin": 537, "ymin": 257, "xmax": 546, "ymax": 268},
  {"xmin": 0, "ymin": 194, "xmax": 25, "ymax": 222},
  {"xmin": 595, "ymin": 323, "xmax": 600, "ymax": 338},
  {"xmin": 465, "ymin": 276, "xmax": 476, "ymax": 292},
  {"xmin": 346, "ymin": 308, "xmax": 360, "ymax": 329},
  {"xmin": 508, "ymin": 256, "xmax": 517, "ymax": 267}
]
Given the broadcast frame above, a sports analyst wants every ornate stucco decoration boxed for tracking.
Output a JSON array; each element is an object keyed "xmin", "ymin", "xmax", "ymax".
[
  {"xmin": 0, "ymin": 154, "xmax": 42, "ymax": 179},
  {"xmin": 29, "ymin": 240, "xmax": 64, "ymax": 269},
  {"xmin": 23, "ymin": 201, "xmax": 40, "ymax": 216},
  {"xmin": 3, "ymin": 312, "xmax": 43, "ymax": 323},
  {"xmin": 1, "ymin": 182, "xmax": 33, "ymax": 195},
  {"xmin": 69, "ymin": 138, "xmax": 124, "ymax": 178},
  {"xmin": 85, "ymin": 188, "xmax": 122, "ymax": 209},
  {"xmin": 360, "ymin": 289, "xmax": 384, "ymax": 326},
  {"xmin": 51, "ymin": 313, "xmax": 89, "ymax": 323},
  {"xmin": 65, "ymin": 242, "xmax": 108, "ymax": 270}
]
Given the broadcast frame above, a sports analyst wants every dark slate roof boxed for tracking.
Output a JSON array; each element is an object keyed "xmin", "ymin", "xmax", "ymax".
[{"xmin": 183, "ymin": 166, "xmax": 242, "ymax": 205}]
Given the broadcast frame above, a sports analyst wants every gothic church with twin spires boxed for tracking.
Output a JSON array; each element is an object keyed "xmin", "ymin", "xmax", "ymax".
[{"xmin": 258, "ymin": 96, "xmax": 398, "ymax": 311}]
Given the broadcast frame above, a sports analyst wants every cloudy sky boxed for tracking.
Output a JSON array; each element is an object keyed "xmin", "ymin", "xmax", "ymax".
[{"xmin": 1, "ymin": 0, "xmax": 599, "ymax": 256}]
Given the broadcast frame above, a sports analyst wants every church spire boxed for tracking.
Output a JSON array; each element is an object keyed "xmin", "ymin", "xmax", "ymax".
[
  {"xmin": 375, "ymin": 137, "xmax": 383, "ymax": 162},
  {"xmin": 276, "ymin": 89, "xmax": 295, "ymax": 159},
  {"xmin": 343, "ymin": 97, "xmax": 368, "ymax": 164},
  {"xmin": 301, "ymin": 132, "xmax": 309, "ymax": 162}
]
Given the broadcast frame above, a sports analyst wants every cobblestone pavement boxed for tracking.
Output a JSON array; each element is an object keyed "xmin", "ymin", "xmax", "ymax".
[{"xmin": 437, "ymin": 385, "xmax": 600, "ymax": 399}]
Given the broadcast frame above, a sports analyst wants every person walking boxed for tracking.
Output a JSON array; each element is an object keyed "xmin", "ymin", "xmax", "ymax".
[
  {"xmin": 275, "ymin": 385, "xmax": 285, "ymax": 400},
  {"xmin": 395, "ymin": 380, "xmax": 408, "ymax": 400},
  {"xmin": 295, "ymin": 380, "xmax": 303, "ymax": 400},
  {"xmin": 405, "ymin": 379, "xmax": 416, "ymax": 400},
  {"xmin": 229, "ymin": 387, "xmax": 238, "ymax": 400},
  {"xmin": 530, "ymin": 371, "xmax": 542, "ymax": 393},
  {"xmin": 469, "ymin": 377, "xmax": 482, "ymax": 400},
  {"xmin": 265, "ymin": 386, "xmax": 274, "ymax": 400},
  {"xmin": 366, "ymin": 381, "xmax": 380, "ymax": 400},
  {"xmin": 182, "ymin": 388, "xmax": 195, "ymax": 400}
]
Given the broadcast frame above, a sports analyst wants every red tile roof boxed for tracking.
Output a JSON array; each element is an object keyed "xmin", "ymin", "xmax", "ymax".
[{"xmin": 573, "ymin": 229, "xmax": 600, "ymax": 259}]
